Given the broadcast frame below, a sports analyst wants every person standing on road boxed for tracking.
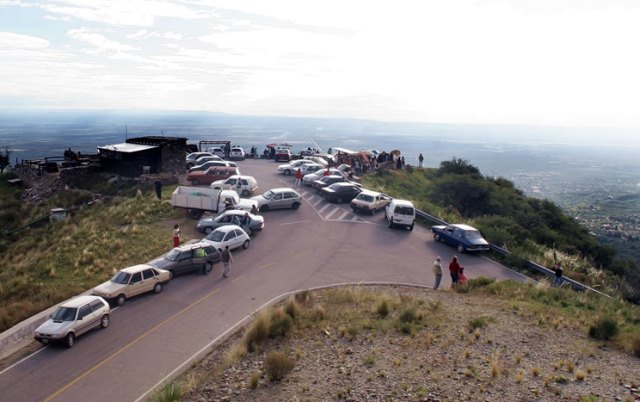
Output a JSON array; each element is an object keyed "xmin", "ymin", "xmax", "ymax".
[
  {"xmin": 433, "ymin": 256, "xmax": 443, "ymax": 290},
  {"xmin": 294, "ymin": 168, "xmax": 302, "ymax": 187},
  {"xmin": 552, "ymin": 262, "xmax": 564, "ymax": 287},
  {"xmin": 449, "ymin": 256, "xmax": 461, "ymax": 287},
  {"xmin": 418, "ymin": 153, "xmax": 424, "ymax": 168},
  {"xmin": 221, "ymin": 245, "xmax": 233, "ymax": 278},
  {"xmin": 172, "ymin": 224, "xmax": 181, "ymax": 247}
]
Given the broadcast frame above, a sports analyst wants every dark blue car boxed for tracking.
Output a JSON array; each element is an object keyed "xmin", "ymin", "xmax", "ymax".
[{"xmin": 432, "ymin": 224, "xmax": 490, "ymax": 253}]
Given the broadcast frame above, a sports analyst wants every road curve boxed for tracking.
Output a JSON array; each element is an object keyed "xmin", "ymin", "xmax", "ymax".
[{"xmin": 0, "ymin": 159, "xmax": 527, "ymax": 402}]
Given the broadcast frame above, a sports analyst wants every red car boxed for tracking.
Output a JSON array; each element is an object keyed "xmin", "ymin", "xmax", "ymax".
[
  {"xmin": 275, "ymin": 149, "xmax": 291, "ymax": 162},
  {"xmin": 186, "ymin": 167, "xmax": 238, "ymax": 185}
]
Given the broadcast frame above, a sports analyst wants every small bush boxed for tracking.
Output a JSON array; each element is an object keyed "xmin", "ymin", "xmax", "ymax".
[
  {"xmin": 589, "ymin": 318, "xmax": 619, "ymax": 341},
  {"xmin": 633, "ymin": 335, "xmax": 640, "ymax": 358},
  {"xmin": 575, "ymin": 369, "xmax": 586, "ymax": 381},
  {"xmin": 268, "ymin": 308, "xmax": 293, "ymax": 338},
  {"xmin": 284, "ymin": 298, "xmax": 301, "ymax": 320},
  {"xmin": 468, "ymin": 316, "xmax": 489, "ymax": 331},
  {"xmin": 264, "ymin": 351, "xmax": 295, "ymax": 381},
  {"xmin": 244, "ymin": 312, "xmax": 270, "ymax": 351},
  {"xmin": 250, "ymin": 371, "xmax": 260, "ymax": 389},
  {"xmin": 399, "ymin": 321, "xmax": 415, "ymax": 336},
  {"xmin": 554, "ymin": 374, "xmax": 568, "ymax": 384},
  {"xmin": 399, "ymin": 306, "xmax": 417, "ymax": 323},
  {"xmin": 151, "ymin": 381, "xmax": 182, "ymax": 402},
  {"xmin": 377, "ymin": 300, "xmax": 390, "ymax": 317}
]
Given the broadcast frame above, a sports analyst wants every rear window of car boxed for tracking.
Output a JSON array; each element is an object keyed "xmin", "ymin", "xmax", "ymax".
[
  {"xmin": 357, "ymin": 194, "xmax": 374, "ymax": 202},
  {"xmin": 90, "ymin": 300, "xmax": 105, "ymax": 311},
  {"xmin": 394, "ymin": 206, "xmax": 414, "ymax": 215}
]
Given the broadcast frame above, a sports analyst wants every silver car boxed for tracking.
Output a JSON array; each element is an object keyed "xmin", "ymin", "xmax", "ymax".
[
  {"xmin": 197, "ymin": 210, "xmax": 265, "ymax": 235},
  {"xmin": 251, "ymin": 188, "xmax": 302, "ymax": 212},
  {"xmin": 34, "ymin": 295, "xmax": 110, "ymax": 348}
]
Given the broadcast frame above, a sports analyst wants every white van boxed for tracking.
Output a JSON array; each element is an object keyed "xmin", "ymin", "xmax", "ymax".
[{"xmin": 384, "ymin": 199, "xmax": 415, "ymax": 231}]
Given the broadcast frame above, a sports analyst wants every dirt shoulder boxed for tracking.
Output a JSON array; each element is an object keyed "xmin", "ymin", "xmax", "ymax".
[{"xmin": 175, "ymin": 286, "xmax": 640, "ymax": 402}]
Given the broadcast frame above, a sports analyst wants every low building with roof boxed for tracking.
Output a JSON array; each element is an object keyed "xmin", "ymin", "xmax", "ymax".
[{"xmin": 98, "ymin": 136, "xmax": 187, "ymax": 176}]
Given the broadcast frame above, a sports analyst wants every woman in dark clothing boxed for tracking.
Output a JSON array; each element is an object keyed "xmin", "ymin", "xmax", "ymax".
[{"xmin": 449, "ymin": 256, "xmax": 461, "ymax": 287}]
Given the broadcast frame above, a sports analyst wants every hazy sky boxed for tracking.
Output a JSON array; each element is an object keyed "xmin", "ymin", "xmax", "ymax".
[{"xmin": 2, "ymin": 0, "xmax": 640, "ymax": 128}]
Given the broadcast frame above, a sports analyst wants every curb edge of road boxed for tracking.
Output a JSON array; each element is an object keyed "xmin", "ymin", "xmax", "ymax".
[{"xmin": 135, "ymin": 281, "xmax": 432, "ymax": 402}]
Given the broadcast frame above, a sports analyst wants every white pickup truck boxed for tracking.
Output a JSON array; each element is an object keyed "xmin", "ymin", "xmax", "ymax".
[{"xmin": 171, "ymin": 186, "xmax": 258, "ymax": 219}]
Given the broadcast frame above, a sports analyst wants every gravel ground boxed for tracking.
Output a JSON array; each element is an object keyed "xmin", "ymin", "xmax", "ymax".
[{"xmin": 178, "ymin": 286, "xmax": 640, "ymax": 402}]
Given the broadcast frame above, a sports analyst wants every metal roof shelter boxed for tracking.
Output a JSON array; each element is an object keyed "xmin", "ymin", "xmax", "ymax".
[{"xmin": 98, "ymin": 136, "xmax": 187, "ymax": 176}]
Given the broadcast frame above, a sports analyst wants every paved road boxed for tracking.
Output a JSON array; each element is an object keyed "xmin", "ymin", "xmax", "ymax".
[{"xmin": 0, "ymin": 159, "xmax": 527, "ymax": 402}]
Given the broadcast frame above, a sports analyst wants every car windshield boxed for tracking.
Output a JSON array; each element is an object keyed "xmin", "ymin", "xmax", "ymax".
[
  {"xmin": 205, "ymin": 230, "xmax": 226, "ymax": 242},
  {"xmin": 111, "ymin": 271, "xmax": 131, "ymax": 284},
  {"xmin": 164, "ymin": 249, "xmax": 181, "ymax": 261},
  {"xmin": 358, "ymin": 194, "xmax": 374, "ymax": 202},
  {"xmin": 51, "ymin": 306, "xmax": 77, "ymax": 322},
  {"xmin": 464, "ymin": 230, "xmax": 483, "ymax": 239},
  {"xmin": 395, "ymin": 206, "xmax": 414, "ymax": 215},
  {"xmin": 262, "ymin": 190, "xmax": 275, "ymax": 200}
]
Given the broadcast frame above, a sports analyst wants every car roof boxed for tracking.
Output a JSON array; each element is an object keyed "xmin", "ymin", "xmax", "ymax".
[
  {"xmin": 227, "ymin": 174, "xmax": 255, "ymax": 180},
  {"xmin": 329, "ymin": 182, "xmax": 358, "ymax": 188},
  {"xmin": 358, "ymin": 189, "xmax": 382, "ymax": 196},
  {"xmin": 213, "ymin": 224, "xmax": 245, "ymax": 233},
  {"xmin": 267, "ymin": 187, "xmax": 297, "ymax": 193},
  {"xmin": 391, "ymin": 199, "xmax": 414, "ymax": 207},
  {"xmin": 172, "ymin": 242, "xmax": 210, "ymax": 252},
  {"xmin": 60, "ymin": 295, "xmax": 105, "ymax": 308},
  {"xmin": 120, "ymin": 264, "xmax": 154, "ymax": 274},
  {"xmin": 450, "ymin": 224, "xmax": 478, "ymax": 231}
]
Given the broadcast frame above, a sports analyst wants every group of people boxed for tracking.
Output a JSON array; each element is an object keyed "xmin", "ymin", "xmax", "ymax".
[{"xmin": 432, "ymin": 256, "xmax": 467, "ymax": 290}]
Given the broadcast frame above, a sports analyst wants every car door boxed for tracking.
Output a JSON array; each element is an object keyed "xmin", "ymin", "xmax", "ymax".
[
  {"xmin": 174, "ymin": 250, "xmax": 194, "ymax": 275},
  {"xmin": 223, "ymin": 230, "xmax": 239, "ymax": 249},
  {"xmin": 224, "ymin": 177, "xmax": 236, "ymax": 189},
  {"xmin": 271, "ymin": 192, "xmax": 285, "ymax": 209},
  {"xmin": 127, "ymin": 271, "xmax": 145, "ymax": 297},
  {"xmin": 141, "ymin": 268, "xmax": 159, "ymax": 292},
  {"xmin": 75, "ymin": 303, "xmax": 94, "ymax": 335}
]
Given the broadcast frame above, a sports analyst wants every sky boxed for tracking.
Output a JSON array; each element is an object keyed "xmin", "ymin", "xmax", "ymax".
[{"xmin": 1, "ymin": 0, "xmax": 640, "ymax": 129}]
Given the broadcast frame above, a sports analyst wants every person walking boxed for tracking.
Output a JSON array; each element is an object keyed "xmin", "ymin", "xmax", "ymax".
[
  {"xmin": 449, "ymin": 256, "xmax": 461, "ymax": 287},
  {"xmin": 433, "ymin": 257, "xmax": 443, "ymax": 290},
  {"xmin": 552, "ymin": 262, "xmax": 564, "ymax": 287},
  {"xmin": 294, "ymin": 168, "xmax": 302, "ymax": 187},
  {"xmin": 172, "ymin": 224, "xmax": 181, "ymax": 247},
  {"xmin": 154, "ymin": 180, "xmax": 162, "ymax": 199},
  {"xmin": 458, "ymin": 266, "xmax": 468, "ymax": 285},
  {"xmin": 418, "ymin": 153, "xmax": 424, "ymax": 168},
  {"xmin": 221, "ymin": 245, "xmax": 233, "ymax": 278}
]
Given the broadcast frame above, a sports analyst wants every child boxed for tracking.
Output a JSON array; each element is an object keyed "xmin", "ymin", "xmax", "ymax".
[{"xmin": 458, "ymin": 266, "xmax": 468, "ymax": 285}]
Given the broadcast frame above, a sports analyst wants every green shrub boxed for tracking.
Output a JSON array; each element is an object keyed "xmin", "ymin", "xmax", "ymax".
[
  {"xmin": 151, "ymin": 381, "xmax": 182, "ymax": 402},
  {"xmin": 268, "ymin": 308, "xmax": 293, "ymax": 338},
  {"xmin": 244, "ymin": 312, "xmax": 270, "ymax": 351},
  {"xmin": 589, "ymin": 318, "xmax": 619, "ymax": 341},
  {"xmin": 284, "ymin": 298, "xmax": 300, "ymax": 320},
  {"xmin": 399, "ymin": 306, "xmax": 417, "ymax": 323},
  {"xmin": 376, "ymin": 300, "xmax": 389, "ymax": 317},
  {"xmin": 468, "ymin": 316, "xmax": 489, "ymax": 331},
  {"xmin": 250, "ymin": 371, "xmax": 260, "ymax": 389},
  {"xmin": 263, "ymin": 351, "xmax": 295, "ymax": 381},
  {"xmin": 399, "ymin": 321, "xmax": 415, "ymax": 336}
]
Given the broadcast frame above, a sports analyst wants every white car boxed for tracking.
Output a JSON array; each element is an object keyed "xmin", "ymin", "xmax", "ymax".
[
  {"xmin": 210, "ymin": 175, "xmax": 258, "ymax": 196},
  {"xmin": 351, "ymin": 190, "xmax": 391, "ymax": 215},
  {"xmin": 229, "ymin": 147, "xmax": 246, "ymax": 160},
  {"xmin": 186, "ymin": 152, "xmax": 214, "ymax": 168},
  {"xmin": 298, "ymin": 163, "xmax": 325, "ymax": 176},
  {"xmin": 277, "ymin": 159, "xmax": 316, "ymax": 175},
  {"xmin": 206, "ymin": 146, "xmax": 226, "ymax": 158},
  {"xmin": 202, "ymin": 224, "xmax": 251, "ymax": 251},
  {"xmin": 93, "ymin": 264, "xmax": 171, "ymax": 306},
  {"xmin": 251, "ymin": 188, "xmax": 302, "ymax": 211},
  {"xmin": 302, "ymin": 168, "xmax": 344, "ymax": 186},
  {"xmin": 385, "ymin": 199, "xmax": 416, "ymax": 231},
  {"xmin": 34, "ymin": 295, "xmax": 110, "ymax": 348}
]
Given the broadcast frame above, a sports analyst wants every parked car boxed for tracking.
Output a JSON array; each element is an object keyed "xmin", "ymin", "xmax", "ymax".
[
  {"xmin": 350, "ymin": 190, "xmax": 391, "ymax": 214},
  {"xmin": 302, "ymin": 168, "xmax": 344, "ymax": 185},
  {"xmin": 186, "ymin": 152, "xmax": 214, "ymax": 168},
  {"xmin": 320, "ymin": 182, "xmax": 362, "ymax": 203},
  {"xmin": 311, "ymin": 175, "xmax": 349, "ymax": 190},
  {"xmin": 201, "ymin": 224, "xmax": 251, "ymax": 251},
  {"xmin": 384, "ymin": 199, "xmax": 415, "ymax": 231},
  {"xmin": 210, "ymin": 175, "xmax": 258, "ymax": 196},
  {"xmin": 251, "ymin": 187, "xmax": 302, "ymax": 212},
  {"xmin": 33, "ymin": 295, "xmax": 110, "ymax": 348},
  {"xmin": 93, "ymin": 264, "xmax": 171, "ymax": 306},
  {"xmin": 147, "ymin": 242, "xmax": 220, "ymax": 278},
  {"xmin": 187, "ymin": 166, "xmax": 239, "ymax": 185},
  {"xmin": 197, "ymin": 210, "xmax": 265, "ymax": 235},
  {"xmin": 188, "ymin": 160, "xmax": 237, "ymax": 173},
  {"xmin": 229, "ymin": 147, "xmax": 246, "ymax": 160},
  {"xmin": 274, "ymin": 148, "xmax": 291, "ymax": 162},
  {"xmin": 277, "ymin": 159, "xmax": 316, "ymax": 175},
  {"xmin": 432, "ymin": 224, "xmax": 490, "ymax": 253},
  {"xmin": 298, "ymin": 163, "xmax": 325, "ymax": 176},
  {"xmin": 206, "ymin": 146, "xmax": 226, "ymax": 158}
]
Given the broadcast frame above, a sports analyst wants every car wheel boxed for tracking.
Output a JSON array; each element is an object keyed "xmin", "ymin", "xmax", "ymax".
[
  {"xmin": 434, "ymin": 234, "xmax": 441, "ymax": 242},
  {"xmin": 204, "ymin": 226, "xmax": 213, "ymax": 234},
  {"xmin": 191, "ymin": 179, "xmax": 200, "ymax": 185},
  {"xmin": 116, "ymin": 294, "xmax": 126, "ymax": 307},
  {"xmin": 408, "ymin": 223, "xmax": 414, "ymax": 231},
  {"xmin": 291, "ymin": 202, "xmax": 300, "ymax": 210},
  {"xmin": 204, "ymin": 262, "xmax": 213, "ymax": 274},
  {"xmin": 241, "ymin": 190, "xmax": 249, "ymax": 197},
  {"xmin": 285, "ymin": 169, "xmax": 291, "ymax": 175},
  {"xmin": 65, "ymin": 333, "xmax": 75, "ymax": 348},
  {"xmin": 260, "ymin": 204, "xmax": 269, "ymax": 212},
  {"xmin": 169, "ymin": 270, "xmax": 175, "ymax": 279},
  {"xmin": 388, "ymin": 218, "xmax": 394, "ymax": 228},
  {"xmin": 247, "ymin": 228, "xmax": 254, "ymax": 236},
  {"xmin": 100, "ymin": 314, "xmax": 110, "ymax": 329},
  {"xmin": 242, "ymin": 239, "xmax": 250, "ymax": 249},
  {"xmin": 154, "ymin": 282, "xmax": 163, "ymax": 293},
  {"xmin": 457, "ymin": 245, "xmax": 465, "ymax": 253}
]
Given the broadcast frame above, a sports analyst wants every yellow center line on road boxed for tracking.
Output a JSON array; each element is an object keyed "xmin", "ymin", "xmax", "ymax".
[
  {"xmin": 257, "ymin": 263, "xmax": 275, "ymax": 270},
  {"xmin": 231, "ymin": 274, "xmax": 245, "ymax": 283},
  {"xmin": 43, "ymin": 287, "xmax": 221, "ymax": 402}
]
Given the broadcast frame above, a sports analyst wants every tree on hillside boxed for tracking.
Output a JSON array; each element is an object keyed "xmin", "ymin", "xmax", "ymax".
[
  {"xmin": 437, "ymin": 157, "xmax": 481, "ymax": 177},
  {"xmin": 0, "ymin": 146, "xmax": 10, "ymax": 173}
]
